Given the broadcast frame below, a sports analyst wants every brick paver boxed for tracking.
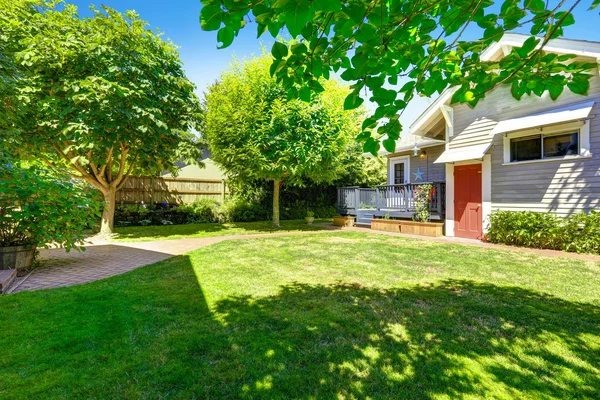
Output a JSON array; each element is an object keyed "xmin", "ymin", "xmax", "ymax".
[
  {"xmin": 9, "ymin": 229, "xmax": 337, "ymax": 293},
  {"xmin": 8, "ymin": 224, "xmax": 599, "ymax": 293}
]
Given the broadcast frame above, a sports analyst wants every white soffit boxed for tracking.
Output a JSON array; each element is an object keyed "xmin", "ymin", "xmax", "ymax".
[
  {"xmin": 489, "ymin": 101, "xmax": 595, "ymax": 135},
  {"xmin": 434, "ymin": 143, "xmax": 492, "ymax": 164}
]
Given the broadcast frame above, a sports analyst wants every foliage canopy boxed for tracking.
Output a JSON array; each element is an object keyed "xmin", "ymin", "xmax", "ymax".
[
  {"xmin": 203, "ymin": 54, "xmax": 367, "ymax": 225},
  {"xmin": 0, "ymin": 0, "xmax": 202, "ymax": 233},
  {"xmin": 200, "ymin": 0, "xmax": 599, "ymax": 154}
]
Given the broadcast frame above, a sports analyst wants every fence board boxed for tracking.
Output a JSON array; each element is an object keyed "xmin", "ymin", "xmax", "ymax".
[{"xmin": 116, "ymin": 176, "xmax": 229, "ymax": 205}]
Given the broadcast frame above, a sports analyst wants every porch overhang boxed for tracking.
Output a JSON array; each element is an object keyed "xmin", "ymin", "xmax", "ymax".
[
  {"xmin": 433, "ymin": 143, "xmax": 492, "ymax": 164},
  {"xmin": 489, "ymin": 101, "xmax": 595, "ymax": 135}
]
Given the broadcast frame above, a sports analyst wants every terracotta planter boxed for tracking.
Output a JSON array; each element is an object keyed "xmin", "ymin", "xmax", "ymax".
[
  {"xmin": 399, "ymin": 220, "xmax": 445, "ymax": 237},
  {"xmin": 305, "ymin": 217, "xmax": 315, "ymax": 225},
  {"xmin": 0, "ymin": 245, "xmax": 36, "ymax": 271},
  {"xmin": 371, "ymin": 219, "xmax": 401, "ymax": 232},
  {"xmin": 333, "ymin": 216, "xmax": 355, "ymax": 227}
]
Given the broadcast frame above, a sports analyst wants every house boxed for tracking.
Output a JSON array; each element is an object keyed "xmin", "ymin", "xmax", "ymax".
[
  {"xmin": 161, "ymin": 158, "xmax": 226, "ymax": 181},
  {"xmin": 338, "ymin": 34, "xmax": 600, "ymax": 240}
]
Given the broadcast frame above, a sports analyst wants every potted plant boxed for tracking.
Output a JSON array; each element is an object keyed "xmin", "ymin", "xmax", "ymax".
[
  {"xmin": 305, "ymin": 210, "xmax": 315, "ymax": 224},
  {"xmin": 0, "ymin": 158, "xmax": 100, "ymax": 271}
]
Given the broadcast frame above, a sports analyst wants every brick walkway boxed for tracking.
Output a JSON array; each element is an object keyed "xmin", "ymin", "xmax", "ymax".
[
  {"xmin": 8, "ymin": 225, "xmax": 599, "ymax": 294},
  {"xmin": 9, "ymin": 229, "xmax": 337, "ymax": 293}
]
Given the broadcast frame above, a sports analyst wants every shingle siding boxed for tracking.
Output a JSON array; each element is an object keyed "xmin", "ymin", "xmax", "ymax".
[{"xmin": 451, "ymin": 72, "xmax": 600, "ymax": 217}]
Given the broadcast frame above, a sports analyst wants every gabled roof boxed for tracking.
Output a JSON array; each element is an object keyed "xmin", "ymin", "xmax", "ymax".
[
  {"xmin": 365, "ymin": 133, "xmax": 445, "ymax": 157},
  {"xmin": 409, "ymin": 34, "xmax": 600, "ymax": 137}
]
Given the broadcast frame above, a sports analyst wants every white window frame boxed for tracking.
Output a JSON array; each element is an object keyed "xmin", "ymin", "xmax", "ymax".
[
  {"xmin": 502, "ymin": 120, "xmax": 591, "ymax": 165},
  {"xmin": 388, "ymin": 156, "xmax": 410, "ymax": 185}
]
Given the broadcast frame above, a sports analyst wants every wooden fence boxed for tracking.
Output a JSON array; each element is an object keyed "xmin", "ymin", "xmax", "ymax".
[{"xmin": 116, "ymin": 176, "xmax": 229, "ymax": 205}]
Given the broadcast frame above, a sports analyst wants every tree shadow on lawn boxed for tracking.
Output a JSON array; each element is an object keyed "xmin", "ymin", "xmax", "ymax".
[
  {"xmin": 112, "ymin": 219, "xmax": 330, "ymax": 241},
  {"xmin": 208, "ymin": 281, "xmax": 600, "ymax": 399},
  {"xmin": 1, "ymin": 257, "xmax": 599, "ymax": 399}
]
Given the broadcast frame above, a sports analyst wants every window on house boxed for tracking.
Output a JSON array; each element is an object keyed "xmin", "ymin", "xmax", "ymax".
[
  {"xmin": 393, "ymin": 163, "xmax": 405, "ymax": 184},
  {"xmin": 510, "ymin": 131, "xmax": 579, "ymax": 162}
]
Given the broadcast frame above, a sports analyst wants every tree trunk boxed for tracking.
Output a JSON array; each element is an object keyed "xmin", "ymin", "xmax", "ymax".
[
  {"xmin": 272, "ymin": 179, "xmax": 281, "ymax": 227},
  {"xmin": 100, "ymin": 187, "xmax": 117, "ymax": 234}
]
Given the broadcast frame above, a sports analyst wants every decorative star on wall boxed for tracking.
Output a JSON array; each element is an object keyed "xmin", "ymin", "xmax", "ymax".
[{"xmin": 413, "ymin": 168, "xmax": 424, "ymax": 182}]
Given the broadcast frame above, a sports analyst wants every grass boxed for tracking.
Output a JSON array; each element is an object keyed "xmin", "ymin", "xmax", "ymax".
[
  {"xmin": 1, "ymin": 231, "xmax": 599, "ymax": 399},
  {"xmin": 111, "ymin": 218, "xmax": 331, "ymax": 242}
]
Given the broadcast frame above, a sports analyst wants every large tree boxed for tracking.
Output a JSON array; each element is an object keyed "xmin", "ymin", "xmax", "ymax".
[
  {"xmin": 1, "ymin": 0, "xmax": 202, "ymax": 233},
  {"xmin": 203, "ymin": 55, "xmax": 364, "ymax": 226},
  {"xmin": 200, "ymin": 0, "xmax": 598, "ymax": 154}
]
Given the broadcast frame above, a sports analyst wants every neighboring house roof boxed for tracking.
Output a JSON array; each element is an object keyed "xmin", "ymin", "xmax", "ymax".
[
  {"xmin": 162, "ymin": 158, "xmax": 226, "ymax": 180},
  {"xmin": 409, "ymin": 33, "xmax": 600, "ymax": 137}
]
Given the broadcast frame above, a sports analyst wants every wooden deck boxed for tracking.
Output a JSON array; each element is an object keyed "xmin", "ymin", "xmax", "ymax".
[{"xmin": 337, "ymin": 182, "xmax": 446, "ymax": 224}]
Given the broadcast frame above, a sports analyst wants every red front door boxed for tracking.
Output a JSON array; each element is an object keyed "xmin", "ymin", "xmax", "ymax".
[{"xmin": 454, "ymin": 164, "xmax": 482, "ymax": 240}]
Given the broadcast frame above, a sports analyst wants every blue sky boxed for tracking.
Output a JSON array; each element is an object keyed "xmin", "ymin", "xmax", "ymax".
[{"xmin": 69, "ymin": 0, "xmax": 599, "ymax": 129}]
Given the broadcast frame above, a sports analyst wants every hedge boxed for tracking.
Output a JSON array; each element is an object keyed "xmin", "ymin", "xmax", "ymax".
[{"xmin": 486, "ymin": 210, "xmax": 600, "ymax": 254}]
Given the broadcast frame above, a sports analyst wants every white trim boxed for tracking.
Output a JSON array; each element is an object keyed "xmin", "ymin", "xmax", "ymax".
[
  {"xmin": 409, "ymin": 89, "xmax": 456, "ymax": 135},
  {"xmin": 501, "ymin": 155, "xmax": 592, "ymax": 166},
  {"xmin": 440, "ymin": 105, "xmax": 454, "ymax": 137},
  {"xmin": 482, "ymin": 154, "xmax": 492, "ymax": 235},
  {"xmin": 445, "ymin": 163, "xmax": 455, "ymax": 237},
  {"xmin": 434, "ymin": 143, "xmax": 492, "ymax": 164},
  {"xmin": 445, "ymin": 158, "xmax": 488, "ymax": 238},
  {"xmin": 481, "ymin": 33, "xmax": 600, "ymax": 61},
  {"xmin": 502, "ymin": 121, "xmax": 589, "ymax": 164},
  {"xmin": 581, "ymin": 119, "xmax": 592, "ymax": 157},
  {"xmin": 388, "ymin": 156, "xmax": 410, "ymax": 185},
  {"xmin": 490, "ymin": 101, "xmax": 595, "ymax": 136}
]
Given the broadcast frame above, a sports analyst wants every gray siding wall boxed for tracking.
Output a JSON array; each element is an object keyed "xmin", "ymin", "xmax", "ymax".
[
  {"xmin": 387, "ymin": 145, "xmax": 446, "ymax": 183},
  {"xmin": 451, "ymin": 72, "xmax": 600, "ymax": 217}
]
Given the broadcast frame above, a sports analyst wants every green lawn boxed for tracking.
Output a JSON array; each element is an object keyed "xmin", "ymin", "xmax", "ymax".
[
  {"xmin": 2, "ymin": 232, "xmax": 599, "ymax": 399},
  {"xmin": 111, "ymin": 218, "xmax": 331, "ymax": 242}
]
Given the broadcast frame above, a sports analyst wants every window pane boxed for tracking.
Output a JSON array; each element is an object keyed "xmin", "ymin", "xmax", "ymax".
[
  {"xmin": 543, "ymin": 132, "xmax": 579, "ymax": 158},
  {"xmin": 511, "ymin": 135, "xmax": 541, "ymax": 162},
  {"xmin": 394, "ymin": 163, "xmax": 405, "ymax": 184}
]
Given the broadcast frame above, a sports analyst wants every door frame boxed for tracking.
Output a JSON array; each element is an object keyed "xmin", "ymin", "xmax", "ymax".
[
  {"xmin": 388, "ymin": 155, "xmax": 410, "ymax": 185},
  {"xmin": 444, "ymin": 154, "xmax": 491, "ymax": 237}
]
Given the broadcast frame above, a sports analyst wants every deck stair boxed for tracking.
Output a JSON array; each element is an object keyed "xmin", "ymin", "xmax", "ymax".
[{"xmin": 0, "ymin": 269, "xmax": 17, "ymax": 294}]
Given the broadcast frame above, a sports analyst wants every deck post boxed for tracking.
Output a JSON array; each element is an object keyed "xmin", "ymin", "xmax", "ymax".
[
  {"xmin": 375, "ymin": 187, "xmax": 380, "ymax": 211},
  {"xmin": 355, "ymin": 188, "xmax": 360, "ymax": 212},
  {"xmin": 436, "ymin": 182, "xmax": 442, "ymax": 215}
]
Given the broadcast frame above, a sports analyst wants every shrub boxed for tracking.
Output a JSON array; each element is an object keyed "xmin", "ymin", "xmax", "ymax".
[
  {"xmin": 562, "ymin": 211, "xmax": 600, "ymax": 254},
  {"xmin": 0, "ymin": 159, "xmax": 100, "ymax": 251},
  {"xmin": 217, "ymin": 198, "xmax": 268, "ymax": 223},
  {"xmin": 177, "ymin": 198, "xmax": 219, "ymax": 223},
  {"xmin": 486, "ymin": 210, "xmax": 600, "ymax": 254}
]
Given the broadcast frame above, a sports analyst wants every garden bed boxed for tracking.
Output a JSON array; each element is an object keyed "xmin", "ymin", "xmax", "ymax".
[{"xmin": 371, "ymin": 219, "xmax": 444, "ymax": 237}]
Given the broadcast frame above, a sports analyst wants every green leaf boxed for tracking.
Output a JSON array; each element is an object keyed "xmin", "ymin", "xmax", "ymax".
[
  {"xmin": 363, "ymin": 137, "xmax": 380, "ymax": 155},
  {"xmin": 282, "ymin": 0, "xmax": 312, "ymax": 38},
  {"xmin": 525, "ymin": 0, "xmax": 545, "ymax": 11},
  {"xmin": 590, "ymin": 0, "xmax": 600, "ymax": 10},
  {"xmin": 382, "ymin": 138, "xmax": 396, "ymax": 153},
  {"xmin": 548, "ymin": 85, "xmax": 564, "ymax": 100},
  {"xmin": 313, "ymin": 0, "xmax": 341, "ymax": 13},
  {"xmin": 298, "ymin": 86, "xmax": 311, "ymax": 102},
  {"xmin": 343, "ymin": 92, "xmax": 364, "ymax": 110},
  {"xmin": 200, "ymin": 5, "xmax": 223, "ymax": 31},
  {"xmin": 511, "ymin": 81, "xmax": 523, "ymax": 100},
  {"xmin": 567, "ymin": 79, "xmax": 590, "ymax": 95},
  {"xmin": 217, "ymin": 26, "xmax": 235, "ymax": 49},
  {"xmin": 555, "ymin": 11, "xmax": 576, "ymax": 27},
  {"xmin": 271, "ymin": 42, "xmax": 288, "ymax": 59}
]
